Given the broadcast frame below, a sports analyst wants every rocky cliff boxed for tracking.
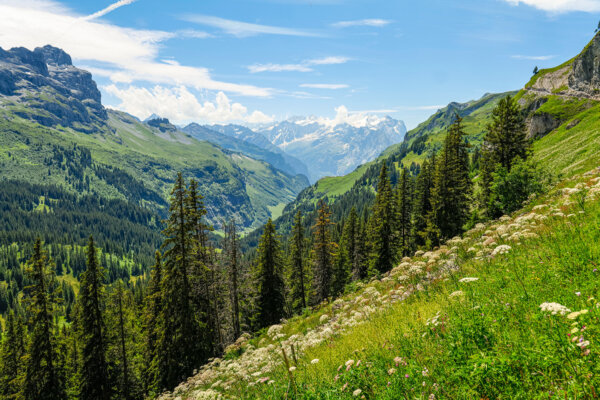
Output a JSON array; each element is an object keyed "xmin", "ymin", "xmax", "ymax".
[{"xmin": 0, "ymin": 45, "xmax": 107, "ymax": 132}]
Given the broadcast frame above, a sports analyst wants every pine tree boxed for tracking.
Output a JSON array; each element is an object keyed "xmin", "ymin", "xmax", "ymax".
[
  {"xmin": 0, "ymin": 311, "xmax": 26, "ymax": 399},
  {"xmin": 428, "ymin": 115, "xmax": 472, "ymax": 242},
  {"xmin": 395, "ymin": 168, "xmax": 413, "ymax": 257},
  {"xmin": 22, "ymin": 239, "xmax": 65, "ymax": 400},
  {"xmin": 412, "ymin": 156, "xmax": 434, "ymax": 247},
  {"xmin": 331, "ymin": 242, "xmax": 349, "ymax": 297},
  {"xmin": 485, "ymin": 95, "xmax": 528, "ymax": 171},
  {"xmin": 288, "ymin": 210, "xmax": 308, "ymax": 314},
  {"xmin": 78, "ymin": 236, "xmax": 111, "ymax": 400},
  {"xmin": 106, "ymin": 281, "xmax": 140, "ymax": 400},
  {"xmin": 352, "ymin": 218, "xmax": 368, "ymax": 281},
  {"xmin": 142, "ymin": 252, "xmax": 162, "ymax": 396},
  {"xmin": 368, "ymin": 163, "xmax": 396, "ymax": 274},
  {"xmin": 158, "ymin": 173, "xmax": 206, "ymax": 390},
  {"xmin": 254, "ymin": 219, "xmax": 285, "ymax": 328},
  {"xmin": 312, "ymin": 200, "xmax": 334, "ymax": 304},
  {"xmin": 223, "ymin": 219, "xmax": 241, "ymax": 339}
]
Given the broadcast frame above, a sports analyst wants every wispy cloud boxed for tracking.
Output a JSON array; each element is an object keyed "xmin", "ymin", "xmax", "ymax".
[
  {"xmin": 300, "ymin": 83, "xmax": 349, "ymax": 89},
  {"xmin": 177, "ymin": 29, "xmax": 214, "ymax": 39},
  {"xmin": 503, "ymin": 0, "xmax": 600, "ymax": 13},
  {"xmin": 248, "ymin": 56, "xmax": 350, "ymax": 73},
  {"xmin": 511, "ymin": 54, "xmax": 556, "ymax": 60},
  {"xmin": 397, "ymin": 105, "xmax": 445, "ymax": 111},
  {"xmin": 0, "ymin": 0, "xmax": 271, "ymax": 97},
  {"xmin": 82, "ymin": 0, "xmax": 137, "ymax": 21},
  {"xmin": 181, "ymin": 14, "xmax": 320, "ymax": 37},
  {"xmin": 332, "ymin": 19, "xmax": 392, "ymax": 28}
]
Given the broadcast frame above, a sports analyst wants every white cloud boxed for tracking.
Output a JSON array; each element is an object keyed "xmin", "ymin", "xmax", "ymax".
[
  {"xmin": 0, "ymin": 0, "xmax": 271, "ymax": 97},
  {"xmin": 307, "ymin": 56, "xmax": 350, "ymax": 65},
  {"xmin": 82, "ymin": 0, "xmax": 137, "ymax": 21},
  {"xmin": 248, "ymin": 56, "xmax": 350, "ymax": 73},
  {"xmin": 249, "ymin": 63, "xmax": 313, "ymax": 73},
  {"xmin": 177, "ymin": 29, "xmax": 214, "ymax": 39},
  {"xmin": 397, "ymin": 105, "xmax": 445, "ymax": 111},
  {"xmin": 300, "ymin": 83, "xmax": 349, "ymax": 89},
  {"xmin": 297, "ymin": 105, "xmax": 389, "ymax": 128},
  {"xmin": 332, "ymin": 19, "xmax": 392, "ymax": 28},
  {"xmin": 511, "ymin": 54, "xmax": 556, "ymax": 60},
  {"xmin": 105, "ymin": 85, "xmax": 274, "ymax": 124},
  {"xmin": 181, "ymin": 14, "xmax": 320, "ymax": 37},
  {"xmin": 503, "ymin": 0, "xmax": 600, "ymax": 12}
]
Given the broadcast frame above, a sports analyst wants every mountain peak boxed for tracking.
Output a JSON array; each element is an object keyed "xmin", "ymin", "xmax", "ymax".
[{"xmin": 33, "ymin": 45, "xmax": 72, "ymax": 67}]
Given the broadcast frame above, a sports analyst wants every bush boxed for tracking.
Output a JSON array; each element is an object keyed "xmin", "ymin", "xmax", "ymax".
[{"xmin": 488, "ymin": 158, "xmax": 552, "ymax": 217}]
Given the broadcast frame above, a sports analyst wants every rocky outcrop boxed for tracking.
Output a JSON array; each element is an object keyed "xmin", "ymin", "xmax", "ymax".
[
  {"xmin": 528, "ymin": 112, "xmax": 560, "ymax": 139},
  {"xmin": 0, "ymin": 45, "xmax": 107, "ymax": 132},
  {"xmin": 569, "ymin": 33, "xmax": 600, "ymax": 97}
]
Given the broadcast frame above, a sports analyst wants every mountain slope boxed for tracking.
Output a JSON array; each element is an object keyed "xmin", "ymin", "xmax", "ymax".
[{"xmin": 0, "ymin": 45, "xmax": 309, "ymax": 231}]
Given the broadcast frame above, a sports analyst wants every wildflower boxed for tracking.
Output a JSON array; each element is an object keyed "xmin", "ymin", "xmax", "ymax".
[
  {"xmin": 491, "ymin": 245, "xmax": 511, "ymax": 257},
  {"xmin": 259, "ymin": 377, "xmax": 269, "ymax": 384},
  {"xmin": 577, "ymin": 339, "xmax": 590, "ymax": 348},
  {"xmin": 345, "ymin": 359, "xmax": 355, "ymax": 367},
  {"xmin": 288, "ymin": 366, "xmax": 296, "ymax": 372},
  {"xmin": 459, "ymin": 277, "xmax": 479, "ymax": 283},
  {"xmin": 583, "ymin": 349, "xmax": 591, "ymax": 356},
  {"xmin": 319, "ymin": 314, "xmax": 329, "ymax": 324},
  {"xmin": 268, "ymin": 380, "xmax": 275, "ymax": 385},
  {"xmin": 567, "ymin": 310, "xmax": 589, "ymax": 320},
  {"xmin": 422, "ymin": 367, "xmax": 429, "ymax": 377},
  {"xmin": 341, "ymin": 383, "xmax": 348, "ymax": 391},
  {"xmin": 429, "ymin": 395, "xmax": 436, "ymax": 400},
  {"xmin": 388, "ymin": 368, "xmax": 396, "ymax": 375},
  {"xmin": 356, "ymin": 360, "xmax": 361, "ymax": 367},
  {"xmin": 539, "ymin": 302, "xmax": 571, "ymax": 316},
  {"xmin": 353, "ymin": 389, "xmax": 362, "ymax": 397},
  {"xmin": 576, "ymin": 292, "xmax": 582, "ymax": 297},
  {"xmin": 449, "ymin": 290, "xmax": 464, "ymax": 299},
  {"xmin": 405, "ymin": 374, "xmax": 410, "ymax": 378},
  {"xmin": 311, "ymin": 359, "xmax": 319, "ymax": 364}
]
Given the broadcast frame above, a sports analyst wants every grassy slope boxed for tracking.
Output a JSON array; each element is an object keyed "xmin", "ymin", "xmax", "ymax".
[{"xmin": 166, "ymin": 165, "xmax": 600, "ymax": 400}]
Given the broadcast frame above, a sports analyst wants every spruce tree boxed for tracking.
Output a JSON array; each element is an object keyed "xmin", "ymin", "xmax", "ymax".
[
  {"xmin": 368, "ymin": 163, "xmax": 396, "ymax": 274},
  {"xmin": 142, "ymin": 252, "xmax": 162, "ymax": 396},
  {"xmin": 288, "ymin": 210, "xmax": 308, "ymax": 314},
  {"xmin": 428, "ymin": 115, "xmax": 472, "ymax": 242},
  {"xmin": 485, "ymin": 95, "xmax": 528, "ymax": 171},
  {"xmin": 158, "ymin": 173, "xmax": 205, "ymax": 390},
  {"xmin": 22, "ymin": 239, "xmax": 65, "ymax": 400},
  {"xmin": 352, "ymin": 218, "xmax": 368, "ymax": 281},
  {"xmin": 395, "ymin": 168, "xmax": 413, "ymax": 257},
  {"xmin": 254, "ymin": 219, "xmax": 285, "ymax": 328},
  {"xmin": 223, "ymin": 219, "xmax": 241, "ymax": 339},
  {"xmin": 412, "ymin": 156, "xmax": 434, "ymax": 247},
  {"xmin": 78, "ymin": 236, "xmax": 111, "ymax": 400},
  {"xmin": 312, "ymin": 200, "xmax": 334, "ymax": 304},
  {"xmin": 0, "ymin": 311, "xmax": 26, "ymax": 399},
  {"xmin": 331, "ymin": 242, "xmax": 349, "ymax": 297}
]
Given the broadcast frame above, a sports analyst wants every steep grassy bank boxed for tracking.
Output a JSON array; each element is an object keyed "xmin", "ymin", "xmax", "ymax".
[{"xmin": 162, "ymin": 167, "xmax": 600, "ymax": 399}]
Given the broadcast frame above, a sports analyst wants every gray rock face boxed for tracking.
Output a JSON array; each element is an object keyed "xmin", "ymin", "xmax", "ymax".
[
  {"xmin": 0, "ymin": 45, "xmax": 107, "ymax": 132},
  {"xmin": 528, "ymin": 112, "xmax": 560, "ymax": 139},
  {"xmin": 570, "ymin": 34, "xmax": 600, "ymax": 96}
]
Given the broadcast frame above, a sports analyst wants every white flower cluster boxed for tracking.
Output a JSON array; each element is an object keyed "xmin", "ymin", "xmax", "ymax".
[{"xmin": 539, "ymin": 302, "xmax": 572, "ymax": 316}]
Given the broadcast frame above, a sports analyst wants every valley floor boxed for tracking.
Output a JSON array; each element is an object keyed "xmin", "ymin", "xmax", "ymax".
[{"xmin": 161, "ymin": 166, "xmax": 600, "ymax": 400}]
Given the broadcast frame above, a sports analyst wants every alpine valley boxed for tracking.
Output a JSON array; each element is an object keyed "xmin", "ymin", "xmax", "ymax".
[{"xmin": 2, "ymin": 6, "xmax": 600, "ymax": 400}]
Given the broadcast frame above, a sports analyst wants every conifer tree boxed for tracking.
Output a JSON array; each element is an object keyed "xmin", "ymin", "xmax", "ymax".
[
  {"xmin": 22, "ymin": 239, "xmax": 65, "ymax": 400},
  {"xmin": 0, "ymin": 311, "xmax": 26, "ymax": 399},
  {"xmin": 352, "ymin": 219, "xmax": 368, "ymax": 281},
  {"xmin": 78, "ymin": 236, "xmax": 111, "ymax": 400},
  {"xmin": 107, "ymin": 281, "xmax": 141, "ymax": 400},
  {"xmin": 312, "ymin": 200, "xmax": 334, "ymax": 304},
  {"xmin": 395, "ymin": 168, "xmax": 413, "ymax": 257},
  {"xmin": 288, "ymin": 210, "xmax": 308, "ymax": 314},
  {"xmin": 485, "ymin": 95, "xmax": 528, "ymax": 171},
  {"xmin": 428, "ymin": 115, "xmax": 472, "ymax": 242},
  {"xmin": 331, "ymin": 242, "xmax": 349, "ymax": 297},
  {"xmin": 142, "ymin": 252, "xmax": 162, "ymax": 396},
  {"xmin": 223, "ymin": 219, "xmax": 241, "ymax": 339},
  {"xmin": 158, "ymin": 173, "xmax": 205, "ymax": 390},
  {"xmin": 254, "ymin": 219, "xmax": 285, "ymax": 328},
  {"xmin": 412, "ymin": 156, "xmax": 434, "ymax": 247},
  {"xmin": 368, "ymin": 163, "xmax": 396, "ymax": 274}
]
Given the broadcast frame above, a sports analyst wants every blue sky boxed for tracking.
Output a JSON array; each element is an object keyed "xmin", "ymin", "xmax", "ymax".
[{"xmin": 0, "ymin": 0, "xmax": 599, "ymax": 128}]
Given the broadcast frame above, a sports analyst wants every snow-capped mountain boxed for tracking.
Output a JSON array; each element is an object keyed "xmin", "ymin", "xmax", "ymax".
[{"xmin": 256, "ymin": 108, "xmax": 407, "ymax": 182}]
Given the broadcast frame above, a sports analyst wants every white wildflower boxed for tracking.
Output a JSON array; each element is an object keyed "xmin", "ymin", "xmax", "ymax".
[
  {"xmin": 539, "ymin": 302, "xmax": 571, "ymax": 316},
  {"xmin": 459, "ymin": 277, "xmax": 479, "ymax": 283},
  {"xmin": 491, "ymin": 245, "xmax": 512, "ymax": 257},
  {"xmin": 311, "ymin": 359, "xmax": 319, "ymax": 364},
  {"xmin": 353, "ymin": 389, "xmax": 362, "ymax": 397},
  {"xmin": 319, "ymin": 314, "xmax": 329, "ymax": 324},
  {"xmin": 449, "ymin": 290, "xmax": 464, "ymax": 299}
]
